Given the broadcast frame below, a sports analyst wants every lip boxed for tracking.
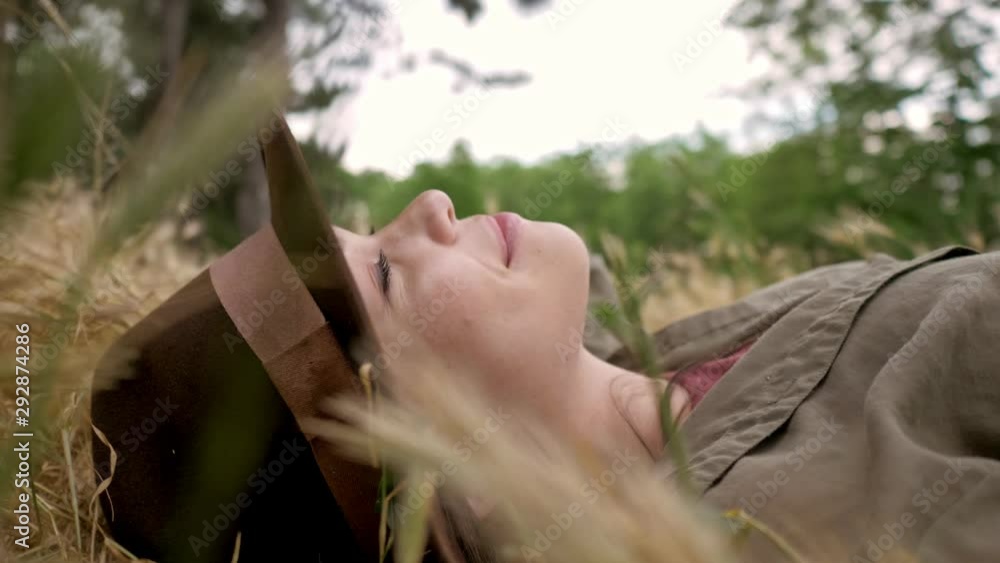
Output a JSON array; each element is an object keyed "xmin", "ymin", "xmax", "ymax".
[{"xmin": 489, "ymin": 212, "xmax": 522, "ymax": 267}]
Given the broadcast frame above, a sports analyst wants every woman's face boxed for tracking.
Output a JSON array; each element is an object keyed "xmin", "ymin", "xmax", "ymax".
[{"xmin": 334, "ymin": 190, "xmax": 591, "ymax": 408}]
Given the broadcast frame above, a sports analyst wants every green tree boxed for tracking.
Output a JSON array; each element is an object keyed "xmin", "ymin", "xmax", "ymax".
[{"xmin": 730, "ymin": 0, "xmax": 1000, "ymax": 252}]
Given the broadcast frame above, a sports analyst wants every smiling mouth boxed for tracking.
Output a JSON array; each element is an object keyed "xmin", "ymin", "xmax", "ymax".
[{"xmin": 490, "ymin": 212, "xmax": 522, "ymax": 267}]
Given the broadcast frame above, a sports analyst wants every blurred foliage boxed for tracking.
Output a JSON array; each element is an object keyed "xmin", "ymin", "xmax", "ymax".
[
  {"xmin": 0, "ymin": 0, "xmax": 546, "ymax": 248},
  {"xmin": 1, "ymin": 0, "xmax": 997, "ymax": 284},
  {"xmin": 3, "ymin": 43, "xmax": 111, "ymax": 200},
  {"xmin": 0, "ymin": 1, "xmax": 996, "ymax": 558},
  {"xmin": 314, "ymin": 0, "xmax": 999, "ymax": 284},
  {"xmin": 727, "ymin": 0, "xmax": 1000, "ymax": 255}
]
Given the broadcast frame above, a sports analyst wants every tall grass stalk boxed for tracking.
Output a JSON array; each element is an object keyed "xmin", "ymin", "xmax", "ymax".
[{"xmin": 0, "ymin": 65, "xmax": 289, "ymax": 500}]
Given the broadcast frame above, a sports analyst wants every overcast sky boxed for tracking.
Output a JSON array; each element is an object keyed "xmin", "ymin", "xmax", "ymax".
[{"xmin": 302, "ymin": 0, "xmax": 768, "ymax": 176}]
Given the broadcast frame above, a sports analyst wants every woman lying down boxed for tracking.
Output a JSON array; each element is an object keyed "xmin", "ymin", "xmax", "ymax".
[{"xmin": 90, "ymin": 115, "xmax": 1000, "ymax": 563}]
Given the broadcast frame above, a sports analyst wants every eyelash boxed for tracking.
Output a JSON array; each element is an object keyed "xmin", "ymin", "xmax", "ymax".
[{"xmin": 377, "ymin": 250, "xmax": 391, "ymax": 296}]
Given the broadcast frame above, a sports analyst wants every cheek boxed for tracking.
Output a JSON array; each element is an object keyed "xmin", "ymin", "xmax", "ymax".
[
  {"xmin": 388, "ymin": 225, "xmax": 591, "ymax": 398},
  {"xmin": 398, "ymin": 268, "xmax": 519, "ymax": 387},
  {"xmin": 411, "ymin": 281, "xmax": 490, "ymax": 351},
  {"xmin": 395, "ymin": 258, "xmax": 483, "ymax": 351}
]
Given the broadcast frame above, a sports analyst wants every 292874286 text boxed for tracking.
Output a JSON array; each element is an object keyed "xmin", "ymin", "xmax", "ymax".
[{"xmin": 12, "ymin": 323, "xmax": 33, "ymax": 549}]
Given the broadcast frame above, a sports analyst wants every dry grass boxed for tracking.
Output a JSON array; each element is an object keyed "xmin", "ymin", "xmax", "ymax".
[
  {"xmin": 0, "ymin": 181, "xmax": 210, "ymax": 561},
  {"xmin": 639, "ymin": 252, "xmax": 767, "ymax": 332},
  {"xmin": 310, "ymin": 358, "xmax": 737, "ymax": 563},
  {"xmin": 0, "ymin": 184, "xmax": 744, "ymax": 562}
]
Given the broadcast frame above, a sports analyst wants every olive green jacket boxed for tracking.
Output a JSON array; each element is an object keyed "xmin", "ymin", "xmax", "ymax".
[{"xmin": 612, "ymin": 246, "xmax": 1000, "ymax": 562}]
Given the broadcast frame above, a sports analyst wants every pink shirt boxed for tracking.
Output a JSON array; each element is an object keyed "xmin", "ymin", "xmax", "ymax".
[{"xmin": 671, "ymin": 341, "xmax": 755, "ymax": 409}]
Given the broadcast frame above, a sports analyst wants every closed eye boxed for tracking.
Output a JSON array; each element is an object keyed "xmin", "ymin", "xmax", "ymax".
[{"xmin": 377, "ymin": 250, "xmax": 391, "ymax": 299}]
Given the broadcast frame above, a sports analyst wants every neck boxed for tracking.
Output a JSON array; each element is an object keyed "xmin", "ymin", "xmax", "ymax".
[
  {"xmin": 464, "ymin": 351, "xmax": 692, "ymax": 522},
  {"xmin": 561, "ymin": 350, "xmax": 690, "ymax": 466}
]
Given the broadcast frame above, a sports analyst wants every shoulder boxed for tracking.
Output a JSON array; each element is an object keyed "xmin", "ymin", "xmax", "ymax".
[
  {"xmin": 610, "ymin": 246, "xmax": 987, "ymax": 371},
  {"xmin": 866, "ymin": 249, "xmax": 1000, "ymax": 312},
  {"xmin": 891, "ymin": 250, "xmax": 1000, "ymax": 293},
  {"xmin": 863, "ymin": 249, "xmax": 1000, "ymax": 336}
]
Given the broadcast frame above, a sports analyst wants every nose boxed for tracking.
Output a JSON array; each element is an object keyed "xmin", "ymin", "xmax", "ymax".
[{"xmin": 409, "ymin": 189, "xmax": 456, "ymax": 244}]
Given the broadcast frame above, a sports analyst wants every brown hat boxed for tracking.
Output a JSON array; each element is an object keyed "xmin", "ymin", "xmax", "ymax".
[{"xmin": 91, "ymin": 113, "xmax": 408, "ymax": 562}]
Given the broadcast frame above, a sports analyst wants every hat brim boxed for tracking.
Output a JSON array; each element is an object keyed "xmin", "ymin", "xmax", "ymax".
[{"xmin": 260, "ymin": 113, "xmax": 374, "ymax": 356}]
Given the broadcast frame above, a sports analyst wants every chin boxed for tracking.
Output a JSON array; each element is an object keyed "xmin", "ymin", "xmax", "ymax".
[
  {"xmin": 562, "ymin": 224, "xmax": 591, "ymax": 266},
  {"xmin": 535, "ymin": 220, "xmax": 591, "ymax": 293},
  {"xmin": 527, "ymin": 219, "xmax": 588, "ymax": 256}
]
